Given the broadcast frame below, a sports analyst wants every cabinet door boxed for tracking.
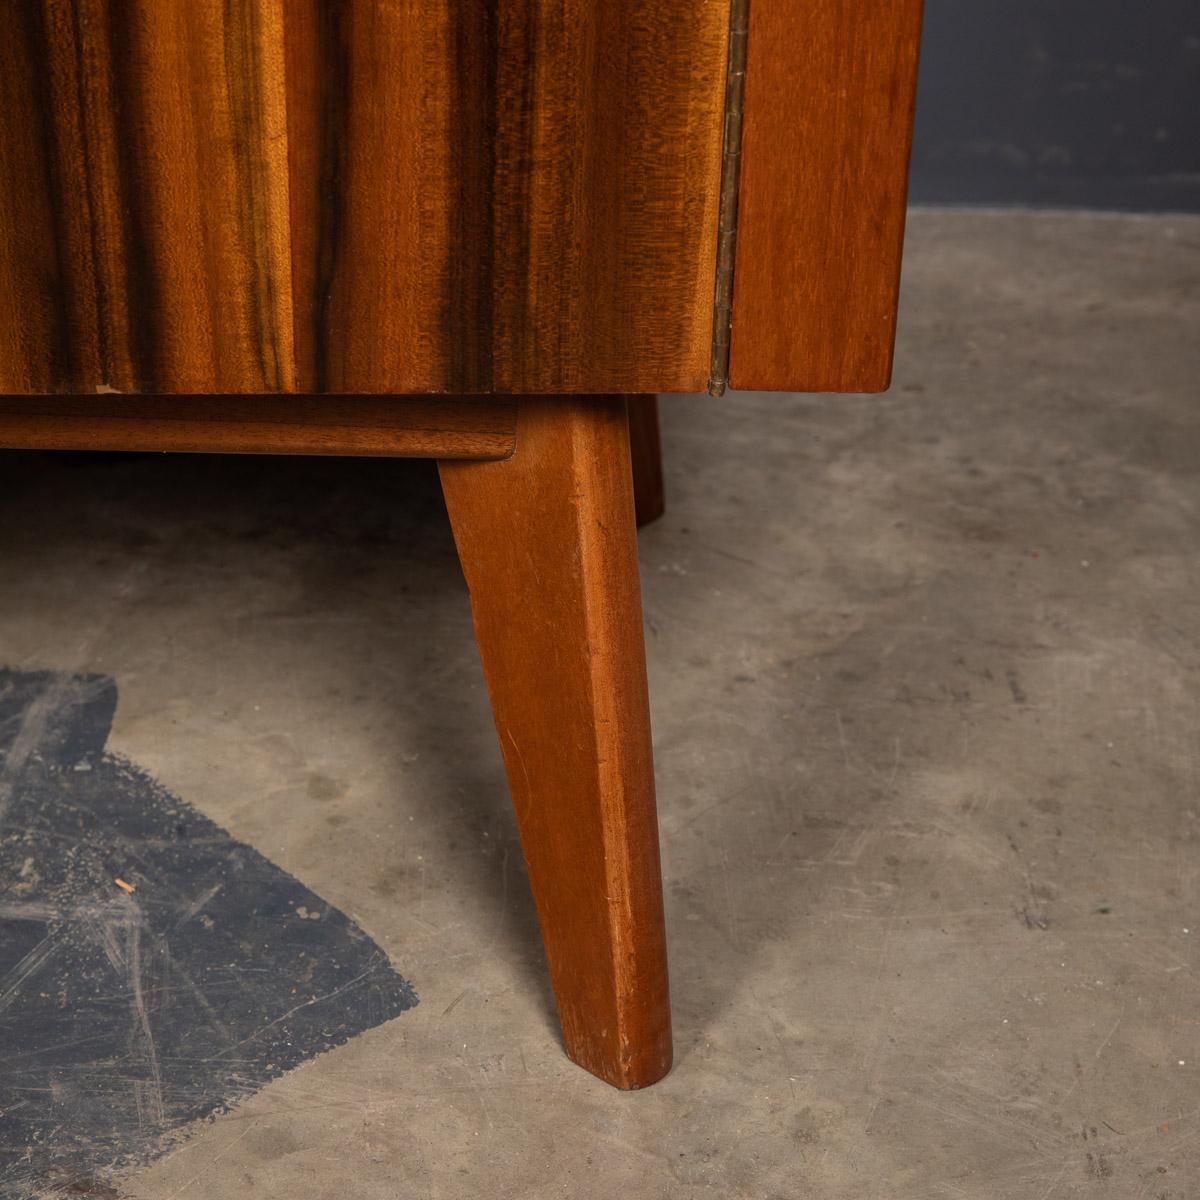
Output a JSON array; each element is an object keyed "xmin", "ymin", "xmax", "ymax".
[{"xmin": 0, "ymin": 1, "xmax": 728, "ymax": 395}]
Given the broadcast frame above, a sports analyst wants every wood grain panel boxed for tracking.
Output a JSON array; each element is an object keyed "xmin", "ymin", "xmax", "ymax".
[
  {"xmin": 0, "ymin": 1, "xmax": 728, "ymax": 395},
  {"xmin": 290, "ymin": 1, "xmax": 728, "ymax": 394},
  {"xmin": 728, "ymin": 0, "xmax": 923, "ymax": 393},
  {"xmin": 0, "ymin": 0, "xmax": 293, "ymax": 394},
  {"xmin": 283, "ymin": 2, "xmax": 460, "ymax": 394}
]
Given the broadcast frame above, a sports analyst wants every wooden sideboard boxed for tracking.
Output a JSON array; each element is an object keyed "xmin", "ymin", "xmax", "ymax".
[{"xmin": 0, "ymin": 0, "xmax": 923, "ymax": 1089}]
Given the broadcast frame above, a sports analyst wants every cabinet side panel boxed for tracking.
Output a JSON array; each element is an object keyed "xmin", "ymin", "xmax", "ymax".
[{"xmin": 728, "ymin": 0, "xmax": 923, "ymax": 393}]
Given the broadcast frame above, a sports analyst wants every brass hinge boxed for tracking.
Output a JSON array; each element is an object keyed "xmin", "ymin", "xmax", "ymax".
[{"xmin": 707, "ymin": 0, "xmax": 749, "ymax": 397}]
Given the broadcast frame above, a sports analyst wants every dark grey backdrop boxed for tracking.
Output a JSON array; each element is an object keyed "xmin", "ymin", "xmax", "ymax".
[{"xmin": 910, "ymin": 0, "xmax": 1200, "ymax": 210}]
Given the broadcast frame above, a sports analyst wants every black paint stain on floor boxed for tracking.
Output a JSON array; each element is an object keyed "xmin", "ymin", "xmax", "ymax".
[{"xmin": 0, "ymin": 668, "xmax": 417, "ymax": 1198}]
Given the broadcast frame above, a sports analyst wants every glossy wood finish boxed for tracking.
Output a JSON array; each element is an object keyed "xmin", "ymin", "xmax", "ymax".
[
  {"xmin": 0, "ymin": 0, "xmax": 728, "ymax": 396},
  {"xmin": 439, "ymin": 398, "xmax": 671, "ymax": 1088},
  {"xmin": 0, "ymin": 0, "xmax": 294, "ymax": 395},
  {"xmin": 0, "ymin": 395, "xmax": 516, "ymax": 458},
  {"xmin": 728, "ymin": 0, "xmax": 924, "ymax": 392},
  {"xmin": 628, "ymin": 396, "xmax": 666, "ymax": 528},
  {"xmin": 287, "ymin": 2, "xmax": 727, "ymax": 396}
]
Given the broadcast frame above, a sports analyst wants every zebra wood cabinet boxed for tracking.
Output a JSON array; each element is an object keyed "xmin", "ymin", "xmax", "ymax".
[{"xmin": 0, "ymin": 0, "xmax": 923, "ymax": 1088}]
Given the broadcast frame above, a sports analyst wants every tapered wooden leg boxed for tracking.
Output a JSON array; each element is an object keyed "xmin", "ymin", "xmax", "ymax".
[
  {"xmin": 628, "ymin": 395, "xmax": 666, "ymax": 527},
  {"xmin": 439, "ymin": 397, "xmax": 671, "ymax": 1089}
]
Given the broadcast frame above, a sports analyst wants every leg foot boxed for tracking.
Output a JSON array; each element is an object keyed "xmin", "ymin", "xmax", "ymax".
[
  {"xmin": 628, "ymin": 395, "xmax": 665, "ymax": 527},
  {"xmin": 439, "ymin": 397, "xmax": 671, "ymax": 1089}
]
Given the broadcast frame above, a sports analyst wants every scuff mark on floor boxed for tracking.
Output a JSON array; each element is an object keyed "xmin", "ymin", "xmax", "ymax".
[{"xmin": 0, "ymin": 667, "xmax": 417, "ymax": 1198}]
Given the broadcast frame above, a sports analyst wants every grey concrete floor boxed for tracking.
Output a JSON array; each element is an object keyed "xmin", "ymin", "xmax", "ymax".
[{"xmin": 2, "ymin": 209, "xmax": 1199, "ymax": 1198}]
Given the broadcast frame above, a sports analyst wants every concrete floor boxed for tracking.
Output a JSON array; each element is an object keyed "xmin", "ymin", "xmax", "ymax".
[{"xmin": 2, "ymin": 209, "xmax": 1199, "ymax": 1197}]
